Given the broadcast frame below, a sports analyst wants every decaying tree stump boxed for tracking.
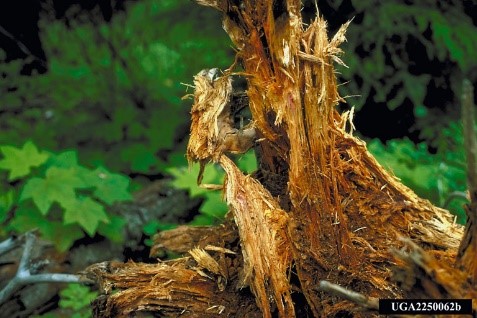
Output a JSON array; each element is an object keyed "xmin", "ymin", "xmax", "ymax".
[{"xmin": 86, "ymin": 1, "xmax": 476, "ymax": 317}]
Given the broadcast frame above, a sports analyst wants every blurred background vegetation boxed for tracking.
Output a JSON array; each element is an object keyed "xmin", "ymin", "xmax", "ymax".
[{"xmin": 0, "ymin": 0, "xmax": 476, "ymax": 316}]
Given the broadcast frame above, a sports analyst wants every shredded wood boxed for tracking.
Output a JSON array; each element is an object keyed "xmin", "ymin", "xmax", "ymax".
[{"xmin": 87, "ymin": 1, "xmax": 471, "ymax": 317}]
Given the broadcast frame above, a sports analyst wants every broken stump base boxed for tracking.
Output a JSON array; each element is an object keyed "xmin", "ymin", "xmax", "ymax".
[{"xmin": 86, "ymin": 217, "xmax": 472, "ymax": 318}]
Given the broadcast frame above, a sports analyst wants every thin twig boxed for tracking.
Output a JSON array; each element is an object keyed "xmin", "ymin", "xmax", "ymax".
[
  {"xmin": 0, "ymin": 232, "xmax": 81, "ymax": 305},
  {"xmin": 317, "ymin": 280, "xmax": 379, "ymax": 310},
  {"xmin": 0, "ymin": 25, "xmax": 46, "ymax": 66},
  {"xmin": 18, "ymin": 232, "xmax": 35, "ymax": 273}
]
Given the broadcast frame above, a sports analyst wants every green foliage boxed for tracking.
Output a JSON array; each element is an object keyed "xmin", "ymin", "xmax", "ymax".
[
  {"xmin": 368, "ymin": 125, "xmax": 468, "ymax": 223},
  {"xmin": 332, "ymin": 0, "xmax": 476, "ymax": 105},
  {"xmin": 90, "ymin": 167, "xmax": 133, "ymax": 205},
  {"xmin": 0, "ymin": 189, "xmax": 15, "ymax": 224},
  {"xmin": 143, "ymin": 221, "xmax": 177, "ymax": 236},
  {"xmin": 58, "ymin": 284, "xmax": 97, "ymax": 318},
  {"xmin": 0, "ymin": 141, "xmax": 49, "ymax": 180},
  {"xmin": 0, "ymin": 0, "xmax": 232, "ymax": 177},
  {"xmin": 1, "ymin": 142, "xmax": 132, "ymax": 250},
  {"xmin": 0, "ymin": 3, "xmax": 237, "ymax": 286},
  {"xmin": 168, "ymin": 163, "xmax": 227, "ymax": 224},
  {"xmin": 97, "ymin": 215, "xmax": 128, "ymax": 243},
  {"xmin": 21, "ymin": 167, "xmax": 86, "ymax": 215},
  {"xmin": 143, "ymin": 221, "xmax": 177, "ymax": 247},
  {"xmin": 168, "ymin": 152, "xmax": 257, "ymax": 224}
]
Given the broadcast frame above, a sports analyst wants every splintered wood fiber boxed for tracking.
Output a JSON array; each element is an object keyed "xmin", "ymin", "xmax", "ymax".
[
  {"xmin": 197, "ymin": 0, "xmax": 464, "ymax": 316},
  {"xmin": 87, "ymin": 1, "xmax": 467, "ymax": 317}
]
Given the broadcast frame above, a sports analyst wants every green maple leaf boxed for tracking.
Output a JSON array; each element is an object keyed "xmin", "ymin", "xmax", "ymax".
[
  {"xmin": 20, "ymin": 167, "xmax": 87, "ymax": 214},
  {"xmin": 199, "ymin": 191, "xmax": 227, "ymax": 218},
  {"xmin": 91, "ymin": 167, "xmax": 132, "ymax": 205},
  {"xmin": 45, "ymin": 222, "xmax": 85, "ymax": 252},
  {"xmin": 7, "ymin": 202, "xmax": 43, "ymax": 233},
  {"xmin": 63, "ymin": 196, "xmax": 109, "ymax": 236},
  {"xmin": 168, "ymin": 163, "xmax": 227, "ymax": 219},
  {"xmin": 46, "ymin": 150, "xmax": 79, "ymax": 168},
  {"xmin": 189, "ymin": 214, "xmax": 218, "ymax": 226},
  {"xmin": 9, "ymin": 203, "xmax": 83, "ymax": 251},
  {"xmin": 236, "ymin": 151, "xmax": 258, "ymax": 174},
  {"xmin": 97, "ymin": 215, "xmax": 126, "ymax": 243},
  {"xmin": 0, "ymin": 141, "xmax": 49, "ymax": 180},
  {"xmin": 60, "ymin": 284, "xmax": 98, "ymax": 311},
  {"xmin": 168, "ymin": 163, "xmax": 223, "ymax": 197},
  {"xmin": 46, "ymin": 151, "xmax": 101, "ymax": 186}
]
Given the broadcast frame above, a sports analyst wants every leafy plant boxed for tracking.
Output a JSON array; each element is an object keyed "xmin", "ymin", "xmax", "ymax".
[
  {"xmin": 0, "ymin": 141, "xmax": 49, "ymax": 180},
  {"xmin": 0, "ymin": 0, "xmax": 232, "ymax": 178},
  {"xmin": 368, "ymin": 127, "xmax": 468, "ymax": 223},
  {"xmin": 328, "ymin": 0, "xmax": 476, "ymax": 103},
  {"xmin": 168, "ymin": 151, "xmax": 257, "ymax": 224},
  {"xmin": 58, "ymin": 284, "xmax": 97, "ymax": 318},
  {"xmin": 0, "ymin": 141, "xmax": 131, "ymax": 250}
]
